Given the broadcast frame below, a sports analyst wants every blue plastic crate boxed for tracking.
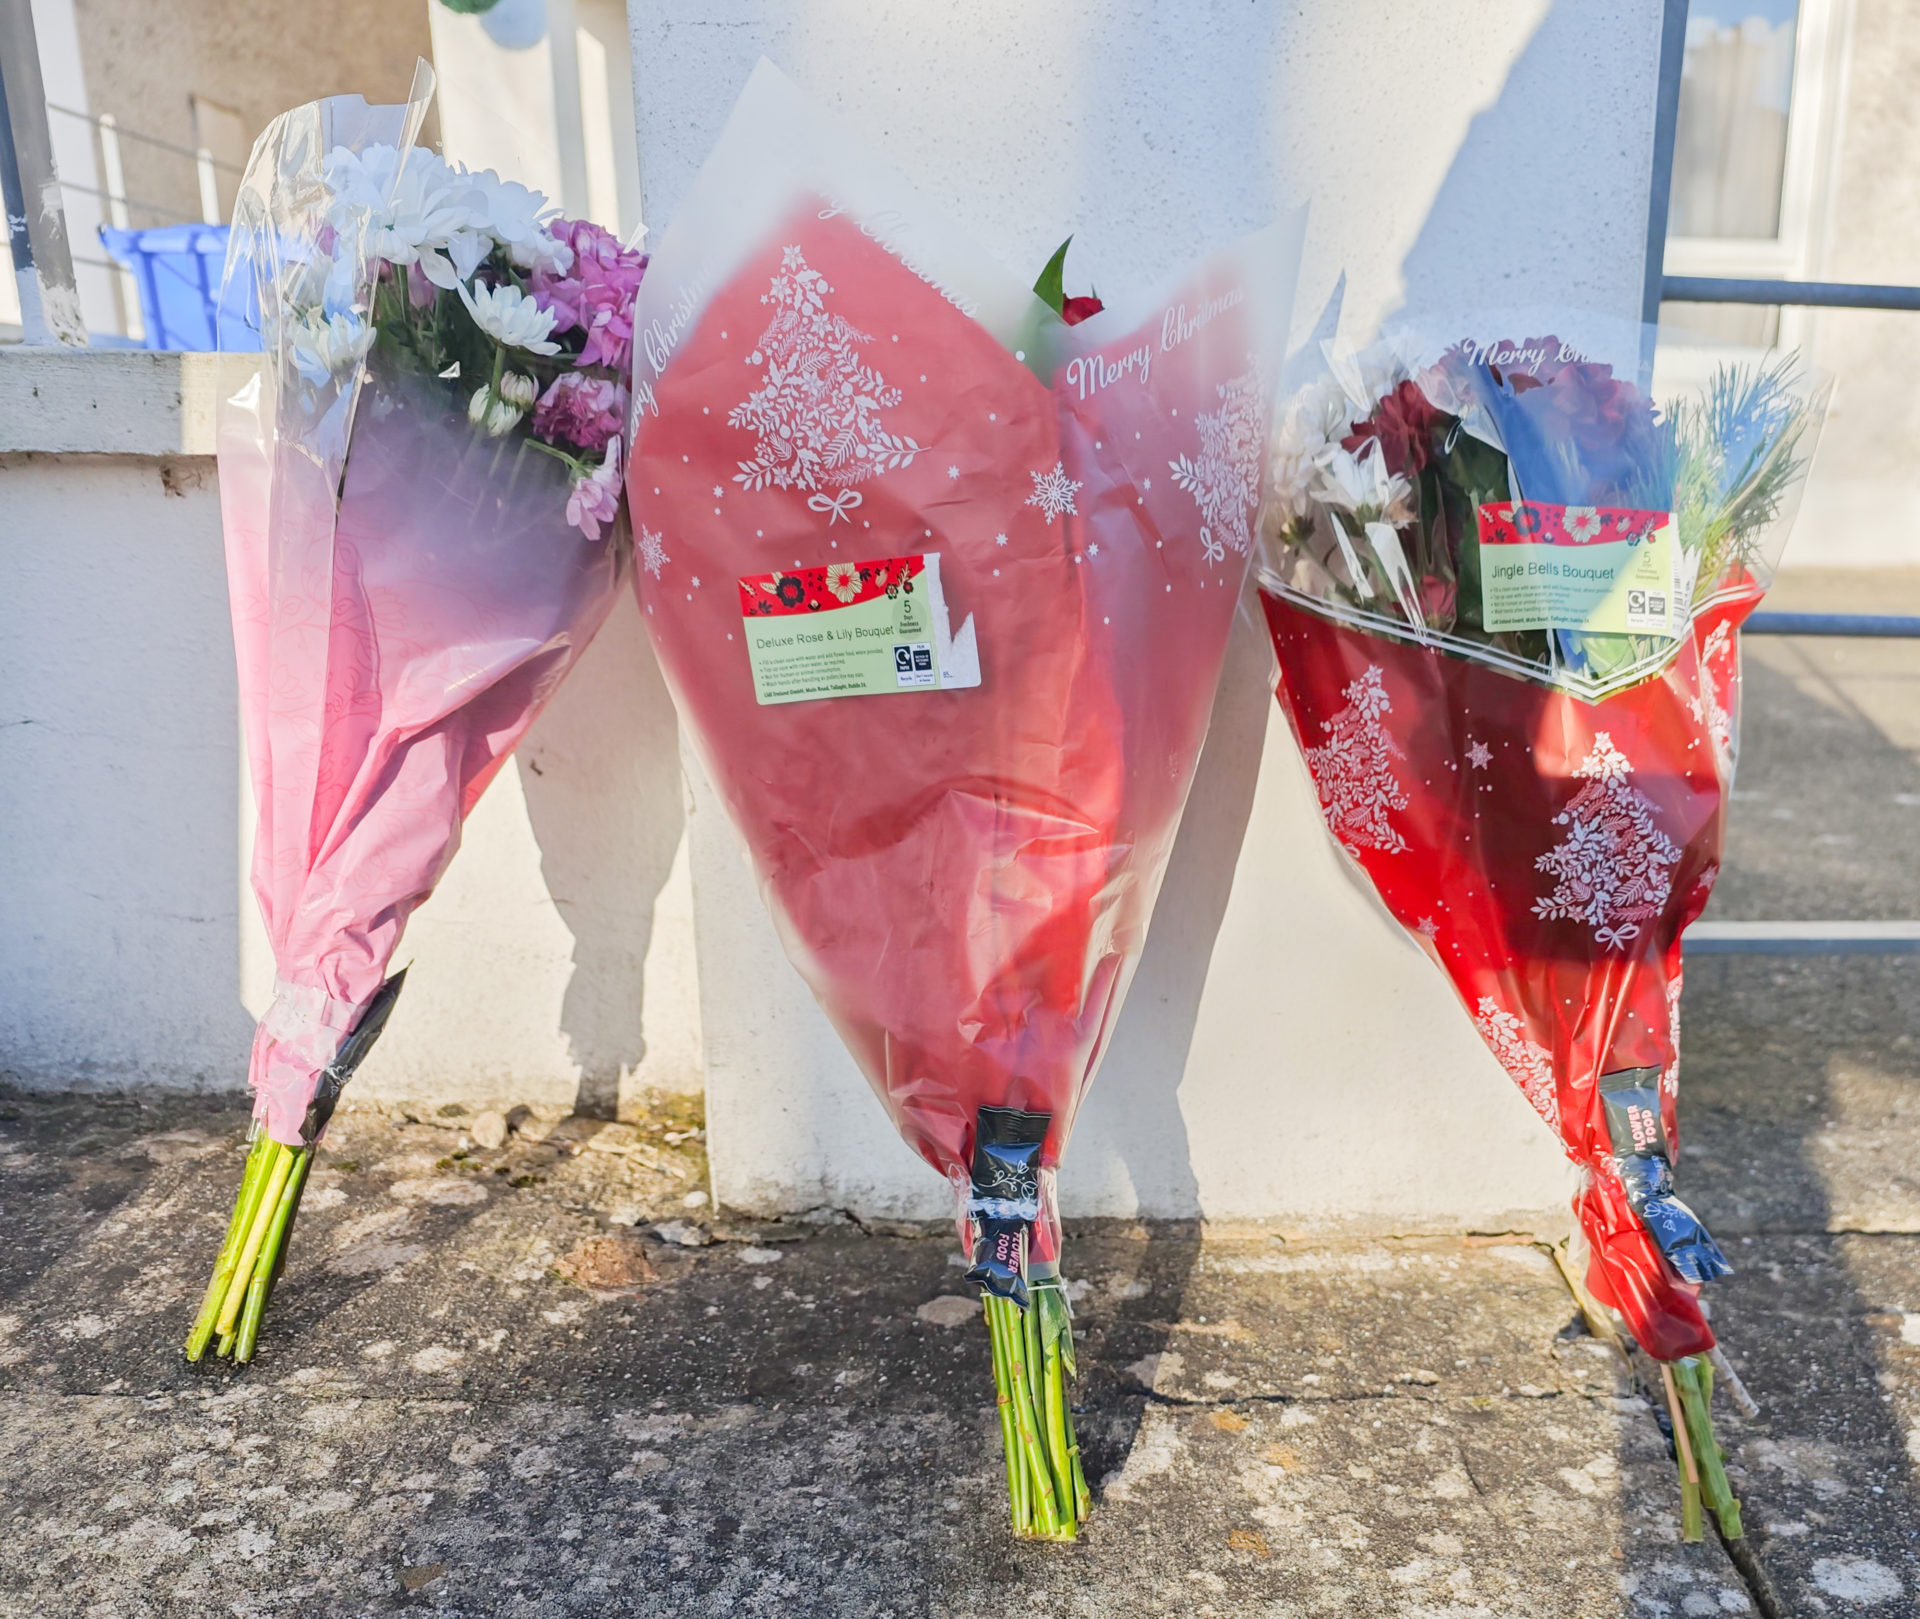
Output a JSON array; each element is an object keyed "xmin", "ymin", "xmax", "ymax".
[{"xmin": 99, "ymin": 223, "xmax": 260, "ymax": 352}]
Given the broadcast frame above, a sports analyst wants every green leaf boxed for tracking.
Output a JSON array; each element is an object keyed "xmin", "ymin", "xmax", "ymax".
[{"xmin": 1032, "ymin": 236, "xmax": 1072, "ymax": 316}]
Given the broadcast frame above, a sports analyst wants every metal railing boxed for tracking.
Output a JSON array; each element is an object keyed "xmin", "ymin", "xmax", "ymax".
[
  {"xmin": 47, "ymin": 100, "xmax": 242, "ymax": 231},
  {"xmin": 1647, "ymin": 0, "xmax": 1920, "ymax": 960}
]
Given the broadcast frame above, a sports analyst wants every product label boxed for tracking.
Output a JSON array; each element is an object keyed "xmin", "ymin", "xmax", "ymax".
[
  {"xmin": 1477, "ymin": 502, "xmax": 1689, "ymax": 638},
  {"xmin": 1600, "ymin": 1070, "xmax": 1670, "ymax": 1162},
  {"xmin": 737, "ymin": 553, "xmax": 980, "ymax": 706}
]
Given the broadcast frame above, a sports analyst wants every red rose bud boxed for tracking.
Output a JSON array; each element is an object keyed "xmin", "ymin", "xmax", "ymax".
[{"xmin": 1060, "ymin": 294, "xmax": 1104, "ymax": 326}]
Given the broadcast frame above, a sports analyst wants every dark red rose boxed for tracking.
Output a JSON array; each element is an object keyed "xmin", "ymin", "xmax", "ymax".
[
  {"xmin": 1061, "ymin": 294, "xmax": 1104, "ymax": 326},
  {"xmin": 1343, "ymin": 378, "xmax": 1447, "ymax": 477}
]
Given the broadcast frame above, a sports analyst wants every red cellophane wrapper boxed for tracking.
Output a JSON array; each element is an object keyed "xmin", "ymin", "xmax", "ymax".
[
  {"xmin": 1257, "ymin": 316, "xmax": 1826, "ymax": 1362},
  {"xmin": 627, "ymin": 64, "xmax": 1301, "ymax": 1261},
  {"xmin": 1262, "ymin": 592, "xmax": 1746, "ymax": 1358}
]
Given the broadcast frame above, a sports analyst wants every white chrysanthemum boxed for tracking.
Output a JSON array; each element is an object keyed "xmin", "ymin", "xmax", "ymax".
[
  {"xmin": 459, "ymin": 167, "xmax": 572, "ymax": 274},
  {"xmin": 468, "ymin": 384, "xmax": 524, "ymax": 437},
  {"xmin": 283, "ymin": 244, "xmax": 359, "ymax": 321},
  {"xmin": 323, "ymin": 145, "xmax": 482, "ymax": 283},
  {"xmin": 288, "ymin": 307, "xmax": 373, "ymax": 385},
  {"xmin": 1267, "ymin": 377, "xmax": 1349, "ymax": 521},
  {"xmin": 456, "ymin": 280, "xmax": 561, "ymax": 355},
  {"xmin": 1313, "ymin": 438, "xmax": 1415, "ymax": 526}
]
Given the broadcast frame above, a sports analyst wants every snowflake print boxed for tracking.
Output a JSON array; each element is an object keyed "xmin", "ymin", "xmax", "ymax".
[
  {"xmin": 947, "ymin": 465, "xmax": 961, "ymax": 480},
  {"xmin": 728, "ymin": 246, "xmax": 924, "ymax": 507},
  {"xmin": 1026, "ymin": 461, "xmax": 1082, "ymax": 525},
  {"xmin": 712, "ymin": 485, "xmax": 725, "ymax": 498},
  {"xmin": 1416, "ymin": 916, "xmax": 1440, "ymax": 939},
  {"xmin": 1304, "ymin": 665, "xmax": 1409, "ymax": 856},
  {"xmin": 1466, "ymin": 739, "xmax": 1492, "ymax": 770},
  {"xmin": 1532, "ymin": 732, "xmax": 1681, "ymax": 949},
  {"xmin": 1472, "ymin": 997, "xmax": 1560, "ymax": 1130},
  {"xmin": 1168, "ymin": 353, "xmax": 1265, "ymax": 565},
  {"xmin": 637, "ymin": 526, "xmax": 669, "ymax": 580},
  {"xmin": 994, "ymin": 533, "xmax": 1008, "ymax": 547}
]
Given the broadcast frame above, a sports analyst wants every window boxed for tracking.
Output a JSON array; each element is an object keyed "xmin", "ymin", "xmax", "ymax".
[
  {"xmin": 1659, "ymin": 0, "xmax": 1850, "ymax": 348},
  {"xmin": 1670, "ymin": 1, "xmax": 1799, "ymax": 241}
]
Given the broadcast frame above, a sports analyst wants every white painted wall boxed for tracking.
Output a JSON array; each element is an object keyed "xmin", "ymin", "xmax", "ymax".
[
  {"xmin": 429, "ymin": 0, "xmax": 644, "ymax": 242},
  {"xmin": 4, "ymin": 3, "xmax": 1682, "ymax": 1232},
  {"xmin": 0, "ymin": 351, "xmax": 701, "ymax": 1116},
  {"xmin": 627, "ymin": 0, "xmax": 1668, "ymax": 1227}
]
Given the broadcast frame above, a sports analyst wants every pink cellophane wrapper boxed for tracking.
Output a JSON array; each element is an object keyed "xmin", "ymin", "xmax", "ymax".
[
  {"xmin": 217, "ymin": 91, "xmax": 623, "ymax": 1144},
  {"xmin": 627, "ymin": 63, "xmax": 1302, "ymax": 1259}
]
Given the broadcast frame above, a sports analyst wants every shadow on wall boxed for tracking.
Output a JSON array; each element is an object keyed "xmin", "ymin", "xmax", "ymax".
[
  {"xmin": 516, "ymin": 587, "xmax": 686, "ymax": 1119},
  {"xmin": 1394, "ymin": 0, "xmax": 1653, "ymax": 324},
  {"xmin": 1066, "ymin": 606, "xmax": 1276, "ymax": 1219}
]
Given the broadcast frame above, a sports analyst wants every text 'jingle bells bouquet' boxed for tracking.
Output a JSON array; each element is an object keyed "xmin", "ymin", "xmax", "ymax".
[
  {"xmin": 1255, "ymin": 311, "xmax": 1826, "ymax": 1539},
  {"xmin": 194, "ymin": 62, "xmax": 641, "ymax": 1365},
  {"xmin": 627, "ymin": 61, "xmax": 1301, "ymax": 1537}
]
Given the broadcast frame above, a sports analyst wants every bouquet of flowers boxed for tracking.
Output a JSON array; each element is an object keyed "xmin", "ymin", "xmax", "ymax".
[
  {"xmin": 627, "ymin": 62, "xmax": 1300, "ymax": 1536},
  {"xmin": 189, "ymin": 66, "xmax": 638, "ymax": 1365},
  {"xmin": 1256, "ymin": 314, "xmax": 1826, "ymax": 1539}
]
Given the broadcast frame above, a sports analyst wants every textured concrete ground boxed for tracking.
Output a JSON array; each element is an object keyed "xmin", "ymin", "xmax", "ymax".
[{"xmin": 1, "ymin": 571, "xmax": 1916, "ymax": 1617}]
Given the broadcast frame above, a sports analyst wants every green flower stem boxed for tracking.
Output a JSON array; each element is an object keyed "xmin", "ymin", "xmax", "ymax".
[
  {"xmin": 992, "ymin": 1296, "xmax": 1064, "ymax": 1537},
  {"xmin": 1673, "ymin": 1355, "xmax": 1744, "ymax": 1539},
  {"xmin": 235, "ymin": 1147, "xmax": 311, "ymax": 1363},
  {"xmin": 524, "ymin": 436, "xmax": 594, "ymax": 479},
  {"xmin": 185, "ymin": 1134, "xmax": 272, "ymax": 1361},
  {"xmin": 1660, "ymin": 1360, "xmax": 1706, "ymax": 1543},
  {"xmin": 1031, "ymin": 1279, "xmax": 1089, "ymax": 1527},
  {"xmin": 987, "ymin": 1299, "xmax": 1028, "ymax": 1532},
  {"xmin": 985, "ymin": 1300, "xmax": 1028, "ymax": 1533},
  {"xmin": 1043, "ymin": 1338, "xmax": 1077, "ymax": 1518},
  {"xmin": 215, "ymin": 1142, "xmax": 293, "ymax": 1339},
  {"xmin": 1068, "ymin": 1421, "xmax": 1092, "ymax": 1524}
]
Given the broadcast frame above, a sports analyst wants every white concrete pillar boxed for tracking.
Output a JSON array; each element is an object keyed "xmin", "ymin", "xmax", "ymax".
[{"xmin": 628, "ymin": 1, "xmax": 1667, "ymax": 1227}]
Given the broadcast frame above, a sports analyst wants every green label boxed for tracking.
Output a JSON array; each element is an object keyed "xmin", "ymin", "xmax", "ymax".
[
  {"xmin": 737, "ymin": 554, "xmax": 979, "ymax": 706},
  {"xmin": 1478, "ymin": 503, "xmax": 1687, "ymax": 638}
]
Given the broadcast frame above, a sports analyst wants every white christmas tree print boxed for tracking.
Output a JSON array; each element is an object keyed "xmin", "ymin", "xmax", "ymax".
[
  {"xmin": 1026, "ymin": 461, "xmax": 1082, "ymax": 525},
  {"xmin": 728, "ymin": 246, "xmax": 924, "ymax": 507},
  {"xmin": 1472, "ymin": 997, "xmax": 1560, "ymax": 1130},
  {"xmin": 1532, "ymin": 732, "xmax": 1681, "ymax": 948},
  {"xmin": 1687, "ymin": 621, "xmax": 1735, "ymax": 772},
  {"xmin": 1168, "ymin": 354, "xmax": 1265, "ymax": 565},
  {"xmin": 1304, "ymin": 665, "xmax": 1409, "ymax": 855},
  {"xmin": 637, "ymin": 526, "xmax": 669, "ymax": 580}
]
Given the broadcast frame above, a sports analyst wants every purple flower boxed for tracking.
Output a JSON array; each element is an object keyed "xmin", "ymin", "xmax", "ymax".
[
  {"xmin": 566, "ymin": 438, "xmax": 623, "ymax": 542},
  {"xmin": 533, "ymin": 372, "xmax": 627, "ymax": 452},
  {"xmin": 531, "ymin": 218, "xmax": 647, "ymax": 374}
]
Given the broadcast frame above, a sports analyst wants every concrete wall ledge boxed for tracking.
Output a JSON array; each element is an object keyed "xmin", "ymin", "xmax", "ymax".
[{"xmin": 0, "ymin": 346, "xmax": 257, "ymax": 457}]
